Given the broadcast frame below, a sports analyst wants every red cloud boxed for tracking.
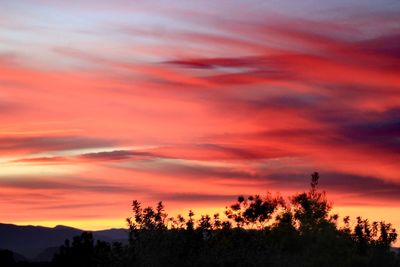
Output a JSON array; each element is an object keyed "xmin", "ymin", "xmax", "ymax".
[{"xmin": 0, "ymin": 4, "xmax": 399, "ymax": 230}]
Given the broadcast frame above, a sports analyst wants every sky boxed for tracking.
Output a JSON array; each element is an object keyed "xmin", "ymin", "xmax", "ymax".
[{"xmin": 0, "ymin": 0, "xmax": 399, "ymax": 231}]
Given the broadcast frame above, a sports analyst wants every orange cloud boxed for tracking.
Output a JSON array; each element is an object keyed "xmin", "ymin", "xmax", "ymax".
[{"xmin": 0, "ymin": 3, "xmax": 399, "ymax": 236}]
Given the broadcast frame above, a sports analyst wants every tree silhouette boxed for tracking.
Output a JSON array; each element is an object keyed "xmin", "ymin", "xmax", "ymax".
[
  {"xmin": 225, "ymin": 194, "xmax": 283, "ymax": 229},
  {"xmin": 14, "ymin": 172, "xmax": 399, "ymax": 267},
  {"xmin": 291, "ymin": 172, "xmax": 333, "ymax": 233},
  {"xmin": 52, "ymin": 232, "xmax": 128, "ymax": 267}
]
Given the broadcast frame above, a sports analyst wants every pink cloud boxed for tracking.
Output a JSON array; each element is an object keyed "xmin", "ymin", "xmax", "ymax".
[{"xmin": 0, "ymin": 3, "xmax": 399, "ymax": 230}]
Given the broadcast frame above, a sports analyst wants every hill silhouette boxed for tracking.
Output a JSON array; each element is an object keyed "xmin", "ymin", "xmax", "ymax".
[{"xmin": 0, "ymin": 224, "xmax": 128, "ymax": 260}]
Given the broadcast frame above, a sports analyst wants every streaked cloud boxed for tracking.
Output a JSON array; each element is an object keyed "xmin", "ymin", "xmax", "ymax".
[{"xmin": 0, "ymin": 0, "xmax": 399, "ymax": 230}]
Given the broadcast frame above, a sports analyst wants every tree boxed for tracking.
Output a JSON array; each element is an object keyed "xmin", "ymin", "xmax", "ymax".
[
  {"xmin": 225, "ymin": 194, "xmax": 283, "ymax": 229},
  {"xmin": 53, "ymin": 232, "xmax": 128, "ymax": 267},
  {"xmin": 49, "ymin": 172, "xmax": 399, "ymax": 267},
  {"xmin": 127, "ymin": 200, "xmax": 168, "ymax": 231},
  {"xmin": 291, "ymin": 172, "xmax": 332, "ymax": 232}
]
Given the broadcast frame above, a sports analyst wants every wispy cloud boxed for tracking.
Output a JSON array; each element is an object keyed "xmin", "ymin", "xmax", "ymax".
[{"xmin": 0, "ymin": 1, "xmax": 399, "ymax": 227}]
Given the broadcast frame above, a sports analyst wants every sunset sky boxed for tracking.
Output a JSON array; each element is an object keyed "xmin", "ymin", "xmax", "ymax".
[{"xmin": 0, "ymin": 0, "xmax": 399, "ymax": 231}]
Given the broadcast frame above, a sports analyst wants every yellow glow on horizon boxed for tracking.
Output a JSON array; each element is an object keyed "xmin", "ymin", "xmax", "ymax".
[
  {"xmin": 9, "ymin": 219, "xmax": 128, "ymax": 231},
  {"xmin": 333, "ymin": 206, "xmax": 400, "ymax": 225}
]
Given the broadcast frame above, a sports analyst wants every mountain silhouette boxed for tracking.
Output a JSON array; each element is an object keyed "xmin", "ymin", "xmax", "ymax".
[{"xmin": 0, "ymin": 223, "xmax": 128, "ymax": 261}]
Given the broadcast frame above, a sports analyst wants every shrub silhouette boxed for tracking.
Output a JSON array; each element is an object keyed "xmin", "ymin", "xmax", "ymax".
[
  {"xmin": 225, "ymin": 193, "xmax": 283, "ymax": 229},
  {"xmin": 291, "ymin": 172, "xmax": 333, "ymax": 232},
  {"xmin": 120, "ymin": 172, "xmax": 399, "ymax": 267},
  {"xmin": 19, "ymin": 172, "xmax": 399, "ymax": 267},
  {"xmin": 52, "ymin": 232, "xmax": 128, "ymax": 267}
]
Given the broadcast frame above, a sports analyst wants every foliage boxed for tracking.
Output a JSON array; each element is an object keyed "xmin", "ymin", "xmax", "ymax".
[
  {"xmin": 225, "ymin": 193, "xmax": 283, "ymax": 229},
  {"xmin": 8, "ymin": 173, "xmax": 400, "ymax": 267},
  {"xmin": 52, "ymin": 232, "xmax": 128, "ymax": 267}
]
